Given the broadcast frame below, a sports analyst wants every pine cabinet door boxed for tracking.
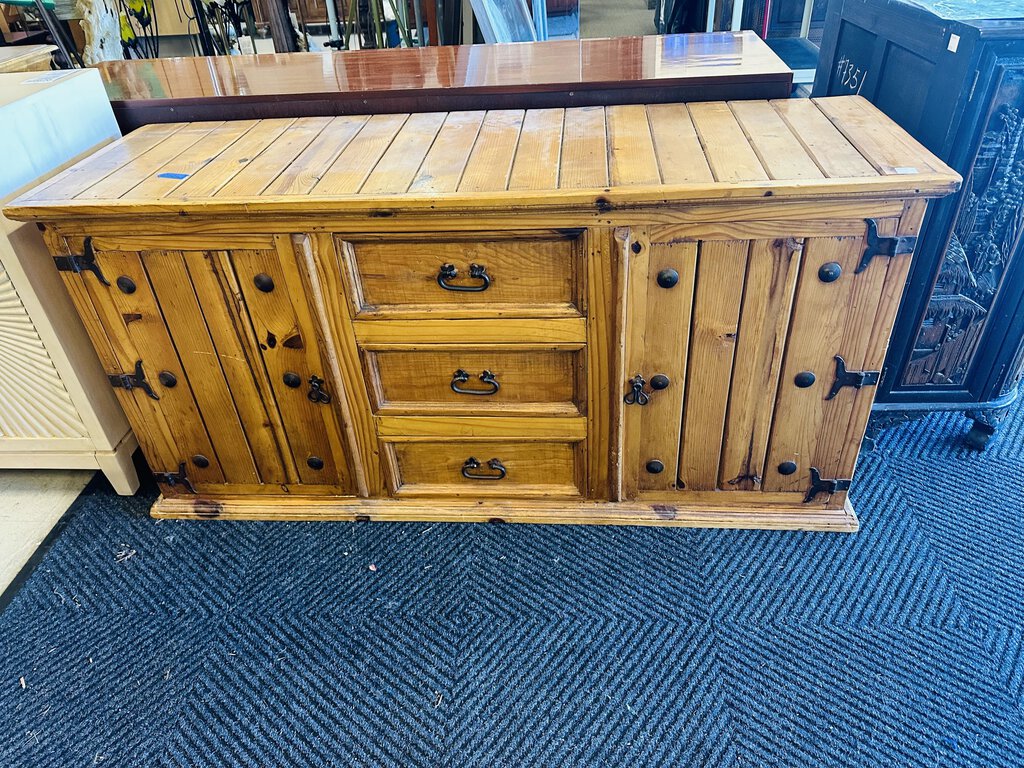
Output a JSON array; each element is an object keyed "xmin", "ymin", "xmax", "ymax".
[
  {"xmin": 51, "ymin": 233, "xmax": 355, "ymax": 496},
  {"xmin": 621, "ymin": 213, "xmax": 918, "ymax": 508}
]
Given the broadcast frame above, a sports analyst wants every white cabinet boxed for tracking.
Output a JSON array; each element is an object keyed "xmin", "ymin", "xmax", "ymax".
[{"xmin": 0, "ymin": 70, "xmax": 138, "ymax": 493}]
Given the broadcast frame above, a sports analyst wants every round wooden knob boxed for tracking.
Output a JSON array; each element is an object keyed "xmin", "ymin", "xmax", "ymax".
[
  {"xmin": 283, "ymin": 372, "xmax": 301, "ymax": 388},
  {"xmin": 192, "ymin": 454, "xmax": 210, "ymax": 468},
  {"xmin": 650, "ymin": 374, "xmax": 670, "ymax": 390},
  {"xmin": 656, "ymin": 269, "xmax": 679, "ymax": 289},
  {"xmin": 158, "ymin": 371, "xmax": 177, "ymax": 388},
  {"xmin": 307, "ymin": 456, "xmax": 324, "ymax": 470},
  {"xmin": 778, "ymin": 461, "xmax": 798, "ymax": 475},
  {"xmin": 116, "ymin": 276, "xmax": 137, "ymax": 294}
]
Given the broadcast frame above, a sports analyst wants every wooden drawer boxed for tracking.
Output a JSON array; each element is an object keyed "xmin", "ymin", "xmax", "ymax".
[
  {"xmin": 341, "ymin": 232, "xmax": 583, "ymax": 317},
  {"xmin": 387, "ymin": 440, "xmax": 582, "ymax": 497},
  {"xmin": 367, "ymin": 349, "xmax": 583, "ymax": 415}
]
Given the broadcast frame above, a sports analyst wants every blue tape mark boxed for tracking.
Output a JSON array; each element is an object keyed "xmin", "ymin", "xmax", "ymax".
[{"xmin": 157, "ymin": 172, "xmax": 189, "ymax": 179}]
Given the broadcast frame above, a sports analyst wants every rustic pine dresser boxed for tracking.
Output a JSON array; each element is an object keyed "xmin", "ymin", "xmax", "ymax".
[{"xmin": 4, "ymin": 97, "xmax": 960, "ymax": 530}]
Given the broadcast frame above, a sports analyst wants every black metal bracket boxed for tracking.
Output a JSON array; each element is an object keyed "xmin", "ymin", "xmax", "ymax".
[
  {"xmin": 856, "ymin": 219, "xmax": 917, "ymax": 274},
  {"xmin": 623, "ymin": 375, "xmax": 650, "ymax": 406},
  {"xmin": 307, "ymin": 375, "xmax": 331, "ymax": 404},
  {"xmin": 826, "ymin": 355, "xmax": 881, "ymax": 400},
  {"xmin": 53, "ymin": 238, "xmax": 111, "ymax": 286},
  {"xmin": 108, "ymin": 360, "xmax": 160, "ymax": 400},
  {"xmin": 153, "ymin": 462, "xmax": 197, "ymax": 494},
  {"xmin": 803, "ymin": 467, "xmax": 852, "ymax": 503}
]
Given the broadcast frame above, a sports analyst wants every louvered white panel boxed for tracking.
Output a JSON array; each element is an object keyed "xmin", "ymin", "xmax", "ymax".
[{"xmin": 0, "ymin": 265, "xmax": 88, "ymax": 439}]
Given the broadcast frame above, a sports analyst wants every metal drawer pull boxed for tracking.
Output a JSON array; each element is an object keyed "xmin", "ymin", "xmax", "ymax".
[
  {"xmin": 461, "ymin": 457, "xmax": 506, "ymax": 480},
  {"xmin": 307, "ymin": 375, "xmax": 331, "ymax": 404},
  {"xmin": 437, "ymin": 263, "xmax": 491, "ymax": 292},
  {"xmin": 451, "ymin": 369, "xmax": 500, "ymax": 395}
]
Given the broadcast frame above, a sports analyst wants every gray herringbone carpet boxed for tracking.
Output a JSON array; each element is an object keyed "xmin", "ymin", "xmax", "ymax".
[{"xmin": 1, "ymin": 399, "xmax": 1022, "ymax": 766}]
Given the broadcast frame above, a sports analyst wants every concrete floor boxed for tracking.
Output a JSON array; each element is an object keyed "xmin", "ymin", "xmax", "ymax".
[
  {"xmin": 0, "ymin": 469, "xmax": 92, "ymax": 596},
  {"xmin": 581, "ymin": 0, "xmax": 656, "ymax": 38}
]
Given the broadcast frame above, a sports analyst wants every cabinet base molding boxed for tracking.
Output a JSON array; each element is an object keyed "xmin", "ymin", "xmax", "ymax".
[{"xmin": 151, "ymin": 495, "xmax": 859, "ymax": 532}]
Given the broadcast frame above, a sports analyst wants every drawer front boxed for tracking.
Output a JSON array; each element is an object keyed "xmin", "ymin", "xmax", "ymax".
[
  {"xmin": 388, "ymin": 440, "xmax": 581, "ymax": 497},
  {"xmin": 369, "ymin": 349, "xmax": 582, "ymax": 415},
  {"xmin": 344, "ymin": 233, "xmax": 582, "ymax": 315}
]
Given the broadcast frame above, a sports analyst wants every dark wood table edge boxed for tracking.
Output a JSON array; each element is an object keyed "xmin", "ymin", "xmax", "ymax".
[{"xmin": 109, "ymin": 75, "xmax": 794, "ymax": 130}]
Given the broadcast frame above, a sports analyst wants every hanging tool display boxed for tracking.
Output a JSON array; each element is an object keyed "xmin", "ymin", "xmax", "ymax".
[{"xmin": 119, "ymin": 0, "xmax": 159, "ymax": 58}]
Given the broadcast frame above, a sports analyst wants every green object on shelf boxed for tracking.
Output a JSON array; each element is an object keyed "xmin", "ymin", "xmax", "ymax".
[{"xmin": 2, "ymin": 0, "xmax": 57, "ymax": 8}]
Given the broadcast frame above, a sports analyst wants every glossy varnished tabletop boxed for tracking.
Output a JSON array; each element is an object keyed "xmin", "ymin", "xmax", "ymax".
[{"xmin": 97, "ymin": 32, "xmax": 793, "ymax": 130}]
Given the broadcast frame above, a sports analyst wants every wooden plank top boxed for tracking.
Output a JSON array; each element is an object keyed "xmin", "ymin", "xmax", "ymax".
[
  {"xmin": 5, "ymin": 96, "xmax": 961, "ymax": 221},
  {"xmin": 97, "ymin": 33, "xmax": 792, "ymax": 131},
  {"xmin": 0, "ymin": 45, "xmax": 56, "ymax": 73}
]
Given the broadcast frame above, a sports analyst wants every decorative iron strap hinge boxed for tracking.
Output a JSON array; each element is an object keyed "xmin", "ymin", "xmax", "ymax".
[
  {"xmin": 856, "ymin": 219, "xmax": 918, "ymax": 274},
  {"xmin": 826, "ymin": 355, "xmax": 881, "ymax": 400},
  {"xmin": 153, "ymin": 462, "xmax": 197, "ymax": 494},
  {"xmin": 804, "ymin": 467, "xmax": 853, "ymax": 503},
  {"xmin": 53, "ymin": 237, "xmax": 110, "ymax": 286},
  {"xmin": 108, "ymin": 360, "xmax": 160, "ymax": 400}
]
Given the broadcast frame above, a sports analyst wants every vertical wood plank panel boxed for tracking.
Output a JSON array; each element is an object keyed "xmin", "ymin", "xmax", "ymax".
[
  {"xmin": 262, "ymin": 115, "xmax": 370, "ymax": 196},
  {"xmin": 295, "ymin": 234, "xmax": 379, "ymax": 496},
  {"xmin": 638, "ymin": 236, "xmax": 698, "ymax": 492},
  {"xmin": 359, "ymin": 112, "xmax": 447, "ymax": 194},
  {"xmin": 677, "ymin": 240, "xmax": 748, "ymax": 490},
  {"xmin": 729, "ymin": 101, "xmax": 824, "ymax": 180},
  {"xmin": 166, "ymin": 119, "xmax": 296, "ymax": 199},
  {"xmin": 459, "ymin": 110, "xmax": 525, "ymax": 193},
  {"xmin": 586, "ymin": 227, "xmax": 616, "ymax": 499},
  {"xmin": 232, "ymin": 246, "xmax": 348, "ymax": 487},
  {"xmin": 688, "ymin": 102, "xmax": 768, "ymax": 182},
  {"xmin": 273, "ymin": 236, "xmax": 357, "ymax": 491},
  {"xmin": 120, "ymin": 121, "xmax": 259, "ymax": 199},
  {"xmin": 619, "ymin": 227, "xmax": 648, "ymax": 501},
  {"xmin": 559, "ymin": 106, "xmax": 608, "ymax": 189},
  {"xmin": 408, "ymin": 110, "xmax": 487, "ymax": 194},
  {"xmin": 143, "ymin": 250, "xmax": 260, "ymax": 484},
  {"xmin": 834, "ymin": 201, "xmax": 926, "ymax": 484},
  {"xmin": 508, "ymin": 108, "xmax": 564, "ymax": 191},
  {"xmin": 762, "ymin": 232, "xmax": 888, "ymax": 496},
  {"xmin": 184, "ymin": 250, "xmax": 292, "ymax": 485},
  {"xmin": 312, "ymin": 113, "xmax": 408, "ymax": 195},
  {"xmin": 86, "ymin": 247, "xmax": 225, "ymax": 485},
  {"xmin": 769, "ymin": 99, "xmax": 877, "ymax": 178},
  {"xmin": 77, "ymin": 123, "xmax": 225, "ymax": 200},
  {"xmin": 47, "ymin": 233, "xmax": 182, "ymax": 474},
  {"xmin": 607, "ymin": 104, "xmax": 661, "ymax": 186},
  {"xmin": 646, "ymin": 103, "xmax": 714, "ymax": 183},
  {"xmin": 719, "ymin": 238, "xmax": 801, "ymax": 490},
  {"xmin": 217, "ymin": 117, "xmax": 333, "ymax": 197}
]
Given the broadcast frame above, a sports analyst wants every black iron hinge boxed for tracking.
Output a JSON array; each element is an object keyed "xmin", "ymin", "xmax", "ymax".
[
  {"xmin": 804, "ymin": 467, "xmax": 853, "ymax": 503},
  {"xmin": 856, "ymin": 219, "xmax": 917, "ymax": 274},
  {"xmin": 108, "ymin": 360, "xmax": 160, "ymax": 400},
  {"xmin": 53, "ymin": 237, "xmax": 110, "ymax": 286},
  {"xmin": 153, "ymin": 462, "xmax": 197, "ymax": 494},
  {"xmin": 826, "ymin": 355, "xmax": 881, "ymax": 400}
]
